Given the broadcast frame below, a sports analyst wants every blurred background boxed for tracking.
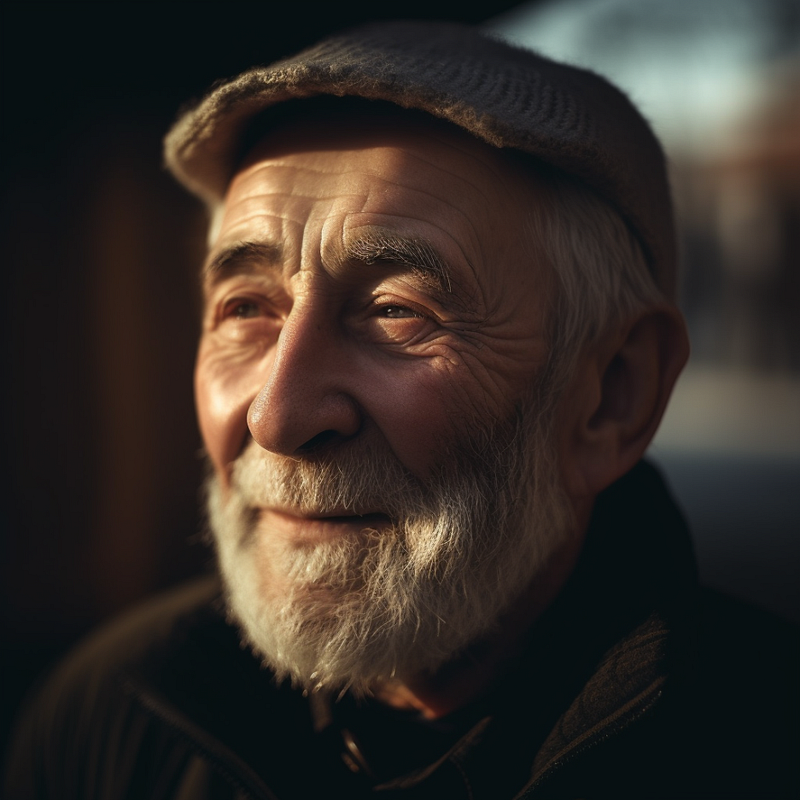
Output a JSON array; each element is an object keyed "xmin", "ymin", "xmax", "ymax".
[
  {"xmin": 3, "ymin": 0, "xmax": 799, "ymax": 758},
  {"xmin": 489, "ymin": 0, "xmax": 800, "ymax": 629}
]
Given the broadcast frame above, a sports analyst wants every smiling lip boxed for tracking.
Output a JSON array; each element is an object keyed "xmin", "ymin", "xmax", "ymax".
[{"xmin": 258, "ymin": 508, "xmax": 392, "ymax": 542}]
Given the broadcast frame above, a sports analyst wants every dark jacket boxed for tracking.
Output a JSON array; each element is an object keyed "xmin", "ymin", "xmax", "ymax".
[{"xmin": 5, "ymin": 462, "xmax": 799, "ymax": 799}]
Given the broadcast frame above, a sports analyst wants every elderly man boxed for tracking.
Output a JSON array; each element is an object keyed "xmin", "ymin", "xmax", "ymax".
[{"xmin": 6, "ymin": 21, "xmax": 798, "ymax": 800}]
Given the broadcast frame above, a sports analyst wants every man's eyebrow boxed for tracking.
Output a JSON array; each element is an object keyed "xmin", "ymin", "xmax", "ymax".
[
  {"xmin": 342, "ymin": 234, "xmax": 453, "ymax": 293},
  {"xmin": 203, "ymin": 241, "xmax": 283, "ymax": 283},
  {"xmin": 204, "ymin": 236, "xmax": 460, "ymax": 302}
]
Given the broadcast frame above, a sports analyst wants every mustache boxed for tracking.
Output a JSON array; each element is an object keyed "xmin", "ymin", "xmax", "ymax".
[
  {"xmin": 230, "ymin": 438, "xmax": 430, "ymax": 521},
  {"xmin": 227, "ymin": 404, "xmax": 534, "ymax": 538}
]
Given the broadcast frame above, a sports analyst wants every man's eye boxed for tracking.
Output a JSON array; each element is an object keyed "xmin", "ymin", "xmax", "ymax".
[
  {"xmin": 378, "ymin": 305, "xmax": 421, "ymax": 319},
  {"xmin": 224, "ymin": 300, "xmax": 262, "ymax": 320}
]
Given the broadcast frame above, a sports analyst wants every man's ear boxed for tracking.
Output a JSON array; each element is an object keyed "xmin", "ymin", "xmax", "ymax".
[{"xmin": 559, "ymin": 303, "xmax": 689, "ymax": 500}]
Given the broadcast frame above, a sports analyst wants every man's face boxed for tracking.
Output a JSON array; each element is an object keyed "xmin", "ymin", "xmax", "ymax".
[
  {"xmin": 197, "ymin": 113, "xmax": 553, "ymax": 482},
  {"xmin": 196, "ymin": 112, "xmax": 574, "ymax": 691}
]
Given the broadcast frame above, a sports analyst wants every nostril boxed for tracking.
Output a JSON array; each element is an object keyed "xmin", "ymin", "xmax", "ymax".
[{"xmin": 297, "ymin": 430, "xmax": 340, "ymax": 453}]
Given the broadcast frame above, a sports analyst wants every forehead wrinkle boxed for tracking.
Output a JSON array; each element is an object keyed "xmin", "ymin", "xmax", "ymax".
[
  {"xmin": 237, "ymin": 158, "xmax": 493, "ymax": 270},
  {"xmin": 213, "ymin": 137, "xmax": 523, "ymax": 312},
  {"xmin": 216, "ymin": 192, "xmax": 309, "ymax": 250},
  {"xmin": 244, "ymin": 150, "xmax": 500, "ymax": 219},
  {"xmin": 387, "ymin": 141, "xmax": 535, "ymax": 271},
  {"xmin": 357, "ymin": 175, "xmax": 489, "ymax": 270},
  {"xmin": 394, "ymin": 147, "xmax": 498, "ymax": 210},
  {"xmin": 237, "ymin": 160, "xmax": 394, "ymax": 198}
]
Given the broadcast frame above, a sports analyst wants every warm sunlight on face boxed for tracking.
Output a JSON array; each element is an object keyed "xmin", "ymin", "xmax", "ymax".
[{"xmin": 195, "ymin": 112, "xmax": 555, "ymax": 485}]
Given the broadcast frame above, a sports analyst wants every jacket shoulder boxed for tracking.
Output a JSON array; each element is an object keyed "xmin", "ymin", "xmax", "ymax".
[
  {"xmin": 4, "ymin": 576, "xmax": 223, "ymax": 800},
  {"xmin": 625, "ymin": 589, "xmax": 798, "ymax": 796},
  {"xmin": 529, "ymin": 590, "xmax": 800, "ymax": 798}
]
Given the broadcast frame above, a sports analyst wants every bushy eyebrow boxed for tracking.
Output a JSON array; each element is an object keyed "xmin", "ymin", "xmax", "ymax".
[
  {"xmin": 203, "ymin": 241, "xmax": 283, "ymax": 285},
  {"xmin": 203, "ymin": 234, "xmax": 463, "ymax": 308},
  {"xmin": 341, "ymin": 233, "xmax": 452, "ymax": 294}
]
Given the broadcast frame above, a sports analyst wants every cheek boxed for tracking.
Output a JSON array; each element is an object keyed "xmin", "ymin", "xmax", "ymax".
[
  {"xmin": 358, "ymin": 359, "xmax": 491, "ymax": 478},
  {"xmin": 195, "ymin": 340, "xmax": 270, "ymax": 481}
]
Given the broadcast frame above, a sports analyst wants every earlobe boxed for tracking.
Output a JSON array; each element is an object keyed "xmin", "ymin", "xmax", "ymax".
[{"xmin": 561, "ymin": 304, "xmax": 689, "ymax": 499}]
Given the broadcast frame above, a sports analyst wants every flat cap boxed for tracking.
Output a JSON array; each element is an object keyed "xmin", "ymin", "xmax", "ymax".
[{"xmin": 165, "ymin": 20, "xmax": 676, "ymax": 296}]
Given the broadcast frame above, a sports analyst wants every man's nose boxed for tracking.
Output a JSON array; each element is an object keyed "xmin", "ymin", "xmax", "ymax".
[{"xmin": 246, "ymin": 304, "xmax": 362, "ymax": 456}]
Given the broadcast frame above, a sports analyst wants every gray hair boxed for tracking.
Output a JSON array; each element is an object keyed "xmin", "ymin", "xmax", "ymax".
[{"xmin": 528, "ymin": 169, "xmax": 666, "ymax": 399}]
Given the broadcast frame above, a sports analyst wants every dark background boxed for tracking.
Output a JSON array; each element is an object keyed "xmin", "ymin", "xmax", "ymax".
[{"xmin": 0, "ymin": 0, "xmax": 524, "ymax": 763}]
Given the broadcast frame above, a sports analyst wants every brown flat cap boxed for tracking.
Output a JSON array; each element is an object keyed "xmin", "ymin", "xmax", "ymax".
[{"xmin": 165, "ymin": 20, "xmax": 676, "ymax": 297}]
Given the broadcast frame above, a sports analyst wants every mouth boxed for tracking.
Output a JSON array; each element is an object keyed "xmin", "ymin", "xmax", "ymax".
[
  {"xmin": 306, "ymin": 511, "xmax": 391, "ymax": 524},
  {"xmin": 256, "ymin": 508, "xmax": 393, "ymax": 542}
]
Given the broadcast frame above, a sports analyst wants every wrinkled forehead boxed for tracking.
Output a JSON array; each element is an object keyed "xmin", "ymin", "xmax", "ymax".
[{"xmin": 208, "ymin": 99, "xmax": 544, "ymax": 245}]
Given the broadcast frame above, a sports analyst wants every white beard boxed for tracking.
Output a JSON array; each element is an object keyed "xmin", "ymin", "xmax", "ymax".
[{"xmin": 206, "ymin": 399, "xmax": 575, "ymax": 695}]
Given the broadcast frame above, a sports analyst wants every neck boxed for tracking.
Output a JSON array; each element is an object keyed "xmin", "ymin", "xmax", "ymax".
[{"xmin": 370, "ymin": 525, "xmax": 587, "ymax": 719}]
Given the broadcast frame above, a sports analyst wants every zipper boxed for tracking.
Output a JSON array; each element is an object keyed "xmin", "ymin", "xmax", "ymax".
[{"xmin": 122, "ymin": 676, "xmax": 281, "ymax": 800}]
